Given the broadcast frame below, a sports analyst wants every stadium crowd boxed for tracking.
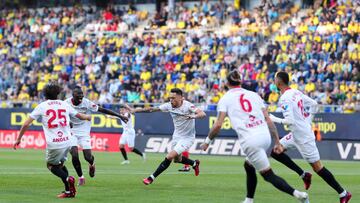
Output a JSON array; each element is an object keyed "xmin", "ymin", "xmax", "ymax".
[{"xmin": 0, "ymin": 1, "xmax": 359, "ymax": 113}]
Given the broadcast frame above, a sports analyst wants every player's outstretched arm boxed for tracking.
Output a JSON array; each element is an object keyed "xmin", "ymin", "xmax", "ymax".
[
  {"xmin": 263, "ymin": 108, "xmax": 283, "ymax": 154},
  {"xmin": 186, "ymin": 109, "xmax": 206, "ymax": 120},
  {"xmin": 76, "ymin": 113, "xmax": 92, "ymax": 121},
  {"xmin": 131, "ymin": 107, "xmax": 161, "ymax": 113},
  {"xmin": 13, "ymin": 117, "xmax": 34, "ymax": 150},
  {"xmin": 200, "ymin": 111, "xmax": 226, "ymax": 151},
  {"xmin": 98, "ymin": 107, "xmax": 129, "ymax": 123},
  {"xmin": 269, "ymin": 114, "xmax": 294, "ymax": 125}
]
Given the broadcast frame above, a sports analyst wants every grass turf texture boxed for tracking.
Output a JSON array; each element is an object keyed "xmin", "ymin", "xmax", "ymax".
[{"xmin": 0, "ymin": 148, "xmax": 359, "ymax": 203}]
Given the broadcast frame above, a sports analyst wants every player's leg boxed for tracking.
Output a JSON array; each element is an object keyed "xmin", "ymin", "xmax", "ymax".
[
  {"xmin": 245, "ymin": 146, "xmax": 309, "ymax": 203},
  {"xmin": 119, "ymin": 134, "xmax": 130, "ymax": 164},
  {"xmin": 305, "ymin": 142, "xmax": 352, "ymax": 202},
  {"xmin": 143, "ymin": 149, "xmax": 178, "ymax": 185},
  {"xmin": 83, "ymin": 149, "xmax": 95, "ymax": 178},
  {"xmin": 69, "ymin": 135, "xmax": 83, "ymax": 178},
  {"xmin": 70, "ymin": 146, "xmax": 83, "ymax": 178},
  {"xmin": 172, "ymin": 139, "xmax": 200, "ymax": 176},
  {"xmin": 127, "ymin": 131, "xmax": 145, "ymax": 159},
  {"xmin": 242, "ymin": 161, "xmax": 257, "ymax": 203},
  {"xmin": 271, "ymin": 133, "xmax": 312, "ymax": 189},
  {"xmin": 79, "ymin": 135, "xmax": 95, "ymax": 178},
  {"xmin": 178, "ymin": 151, "xmax": 190, "ymax": 172},
  {"xmin": 46, "ymin": 147, "xmax": 76, "ymax": 198}
]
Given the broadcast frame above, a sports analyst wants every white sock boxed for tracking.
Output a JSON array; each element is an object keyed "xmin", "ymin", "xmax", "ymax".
[
  {"xmin": 65, "ymin": 191, "xmax": 70, "ymax": 194},
  {"xmin": 300, "ymin": 172, "xmax": 306, "ymax": 178},
  {"xmin": 339, "ymin": 190, "xmax": 347, "ymax": 198},
  {"xmin": 293, "ymin": 190, "xmax": 303, "ymax": 198},
  {"xmin": 150, "ymin": 175, "xmax": 155, "ymax": 180},
  {"xmin": 80, "ymin": 175, "xmax": 84, "ymax": 178},
  {"xmin": 193, "ymin": 162, "xmax": 197, "ymax": 167},
  {"xmin": 243, "ymin": 197, "xmax": 254, "ymax": 203}
]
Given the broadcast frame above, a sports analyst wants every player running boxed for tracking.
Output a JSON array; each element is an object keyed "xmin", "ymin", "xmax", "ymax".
[
  {"xmin": 269, "ymin": 71, "xmax": 352, "ymax": 203},
  {"xmin": 13, "ymin": 83, "xmax": 91, "ymax": 198},
  {"xmin": 130, "ymin": 88, "xmax": 206, "ymax": 185},
  {"xmin": 201, "ymin": 70, "xmax": 310, "ymax": 203},
  {"xmin": 65, "ymin": 86, "xmax": 128, "ymax": 186},
  {"xmin": 119, "ymin": 107, "xmax": 146, "ymax": 165}
]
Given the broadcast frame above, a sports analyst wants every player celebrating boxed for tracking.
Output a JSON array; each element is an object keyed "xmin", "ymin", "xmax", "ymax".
[
  {"xmin": 130, "ymin": 88, "xmax": 206, "ymax": 185},
  {"xmin": 13, "ymin": 83, "xmax": 91, "ymax": 198},
  {"xmin": 119, "ymin": 107, "xmax": 146, "ymax": 164},
  {"xmin": 201, "ymin": 70, "xmax": 309, "ymax": 203},
  {"xmin": 269, "ymin": 71, "xmax": 352, "ymax": 203},
  {"xmin": 65, "ymin": 86, "xmax": 128, "ymax": 186}
]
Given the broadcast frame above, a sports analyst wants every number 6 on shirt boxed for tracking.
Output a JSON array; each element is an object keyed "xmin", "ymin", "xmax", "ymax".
[{"xmin": 240, "ymin": 94, "xmax": 252, "ymax": 112}]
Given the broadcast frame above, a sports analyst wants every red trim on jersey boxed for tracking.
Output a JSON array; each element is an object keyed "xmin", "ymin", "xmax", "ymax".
[{"xmin": 282, "ymin": 87, "xmax": 291, "ymax": 94}]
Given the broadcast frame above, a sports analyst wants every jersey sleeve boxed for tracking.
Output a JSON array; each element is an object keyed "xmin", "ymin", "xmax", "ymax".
[
  {"xmin": 158, "ymin": 102, "xmax": 171, "ymax": 112},
  {"xmin": 86, "ymin": 99, "xmax": 99, "ymax": 112},
  {"xmin": 187, "ymin": 101, "xmax": 199, "ymax": 113},
  {"xmin": 66, "ymin": 103, "xmax": 79, "ymax": 117},
  {"xmin": 302, "ymin": 93, "xmax": 318, "ymax": 113},
  {"xmin": 279, "ymin": 98, "xmax": 295, "ymax": 125},
  {"xmin": 217, "ymin": 96, "xmax": 227, "ymax": 113},
  {"xmin": 29, "ymin": 105, "xmax": 42, "ymax": 120}
]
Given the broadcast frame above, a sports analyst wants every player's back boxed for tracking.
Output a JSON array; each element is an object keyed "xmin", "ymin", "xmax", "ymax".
[
  {"xmin": 218, "ymin": 88, "xmax": 270, "ymax": 146},
  {"xmin": 278, "ymin": 89, "xmax": 314, "ymax": 143},
  {"xmin": 30, "ymin": 100, "xmax": 76, "ymax": 149}
]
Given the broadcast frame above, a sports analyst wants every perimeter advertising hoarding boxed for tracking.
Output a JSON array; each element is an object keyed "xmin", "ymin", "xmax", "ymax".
[{"xmin": 1, "ymin": 109, "xmax": 358, "ymax": 140}]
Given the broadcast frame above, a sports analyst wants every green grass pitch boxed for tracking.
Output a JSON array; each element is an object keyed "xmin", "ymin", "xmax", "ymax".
[{"xmin": 0, "ymin": 148, "xmax": 359, "ymax": 203}]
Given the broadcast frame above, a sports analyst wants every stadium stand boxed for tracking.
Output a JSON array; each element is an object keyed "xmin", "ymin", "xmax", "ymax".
[{"xmin": 0, "ymin": 0, "xmax": 358, "ymax": 113}]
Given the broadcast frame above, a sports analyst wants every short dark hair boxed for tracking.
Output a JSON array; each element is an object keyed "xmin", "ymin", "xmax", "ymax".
[
  {"xmin": 43, "ymin": 82, "xmax": 62, "ymax": 100},
  {"xmin": 276, "ymin": 71, "xmax": 290, "ymax": 85},
  {"xmin": 73, "ymin": 86, "xmax": 83, "ymax": 93},
  {"xmin": 170, "ymin": 88, "xmax": 183, "ymax": 96},
  {"xmin": 226, "ymin": 70, "xmax": 242, "ymax": 86}
]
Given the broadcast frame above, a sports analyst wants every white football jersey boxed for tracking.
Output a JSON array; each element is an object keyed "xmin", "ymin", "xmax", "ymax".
[
  {"xmin": 120, "ymin": 112, "xmax": 134, "ymax": 133},
  {"xmin": 217, "ymin": 87, "xmax": 270, "ymax": 145},
  {"xmin": 29, "ymin": 100, "xmax": 78, "ymax": 149},
  {"xmin": 65, "ymin": 97, "xmax": 99, "ymax": 135},
  {"xmin": 278, "ymin": 88, "xmax": 318, "ymax": 144},
  {"xmin": 159, "ymin": 100, "xmax": 198, "ymax": 139}
]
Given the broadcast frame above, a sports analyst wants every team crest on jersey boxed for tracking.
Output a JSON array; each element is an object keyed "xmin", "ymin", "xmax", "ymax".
[{"xmin": 282, "ymin": 105, "xmax": 289, "ymax": 110}]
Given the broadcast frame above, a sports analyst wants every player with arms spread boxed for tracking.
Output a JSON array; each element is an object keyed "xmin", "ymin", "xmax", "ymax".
[
  {"xmin": 65, "ymin": 86, "xmax": 128, "ymax": 186},
  {"xmin": 130, "ymin": 88, "xmax": 206, "ymax": 185},
  {"xmin": 201, "ymin": 70, "xmax": 310, "ymax": 203},
  {"xmin": 13, "ymin": 83, "xmax": 91, "ymax": 198},
  {"xmin": 269, "ymin": 71, "xmax": 351, "ymax": 203},
  {"xmin": 119, "ymin": 107, "xmax": 146, "ymax": 165}
]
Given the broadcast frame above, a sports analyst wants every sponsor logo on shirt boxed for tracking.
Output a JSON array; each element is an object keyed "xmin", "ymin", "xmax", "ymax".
[
  {"xmin": 57, "ymin": 131, "xmax": 63, "ymax": 137},
  {"xmin": 52, "ymin": 136, "xmax": 69, "ymax": 143}
]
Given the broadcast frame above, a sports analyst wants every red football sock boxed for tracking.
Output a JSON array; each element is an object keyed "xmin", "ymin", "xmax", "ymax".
[{"xmin": 182, "ymin": 151, "xmax": 189, "ymax": 167}]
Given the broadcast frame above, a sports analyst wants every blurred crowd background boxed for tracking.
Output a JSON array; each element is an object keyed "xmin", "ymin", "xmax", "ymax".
[{"xmin": 0, "ymin": 0, "xmax": 359, "ymax": 113}]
